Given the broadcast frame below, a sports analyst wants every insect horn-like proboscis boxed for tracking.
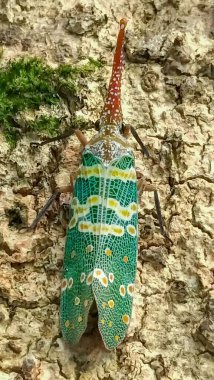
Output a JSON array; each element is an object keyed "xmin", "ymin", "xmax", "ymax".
[{"xmin": 100, "ymin": 19, "xmax": 127, "ymax": 126}]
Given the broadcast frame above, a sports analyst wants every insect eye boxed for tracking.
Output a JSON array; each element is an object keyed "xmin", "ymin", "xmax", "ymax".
[
  {"xmin": 120, "ymin": 123, "xmax": 125, "ymax": 134},
  {"xmin": 94, "ymin": 119, "xmax": 100, "ymax": 131}
]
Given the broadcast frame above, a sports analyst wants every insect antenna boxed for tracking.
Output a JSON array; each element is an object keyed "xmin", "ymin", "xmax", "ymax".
[{"xmin": 130, "ymin": 126, "xmax": 150, "ymax": 158}]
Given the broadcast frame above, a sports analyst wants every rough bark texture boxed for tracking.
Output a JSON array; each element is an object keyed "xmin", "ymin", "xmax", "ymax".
[{"xmin": 0, "ymin": 0, "xmax": 214, "ymax": 379}]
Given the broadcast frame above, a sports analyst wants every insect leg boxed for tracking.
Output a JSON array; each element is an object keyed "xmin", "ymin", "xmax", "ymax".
[
  {"xmin": 30, "ymin": 129, "xmax": 88, "ymax": 148},
  {"xmin": 138, "ymin": 178, "xmax": 173, "ymax": 244},
  {"xmin": 74, "ymin": 129, "xmax": 88, "ymax": 146},
  {"xmin": 29, "ymin": 184, "xmax": 73, "ymax": 230}
]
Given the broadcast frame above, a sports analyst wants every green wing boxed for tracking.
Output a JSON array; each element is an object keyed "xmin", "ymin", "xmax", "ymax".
[
  {"xmin": 60, "ymin": 151, "xmax": 138, "ymax": 350},
  {"xmin": 92, "ymin": 154, "xmax": 138, "ymax": 350},
  {"xmin": 60, "ymin": 151, "xmax": 104, "ymax": 344}
]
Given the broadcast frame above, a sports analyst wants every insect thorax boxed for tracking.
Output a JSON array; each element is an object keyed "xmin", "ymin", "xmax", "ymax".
[{"xmin": 87, "ymin": 126, "xmax": 133, "ymax": 165}]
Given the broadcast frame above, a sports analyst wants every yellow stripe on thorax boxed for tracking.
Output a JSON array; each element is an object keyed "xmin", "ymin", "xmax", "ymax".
[{"xmin": 78, "ymin": 164, "xmax": 136, "ymax": 182}]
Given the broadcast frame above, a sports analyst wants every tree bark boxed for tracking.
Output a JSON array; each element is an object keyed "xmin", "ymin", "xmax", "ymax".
[{"xmin": 0, "ymin": 0, "xmax": 213, "ymax": 379}]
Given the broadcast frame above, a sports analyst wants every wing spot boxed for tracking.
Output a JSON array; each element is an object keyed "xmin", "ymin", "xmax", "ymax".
[
  {"xmin": 80, "ymin": 273, "xmax": 86, "ymax": 283},
  {"xmin": 108, "ymin": 321, "xmax": 113, "ymax": 327},
  {"xmin": 127, "ymin": 224, "xmax": 137, "ymax": 237},
  {"xmin": 109, "ymin": 273, "xmax": 114, "ymax": 283},
  {"xmin": 70, "ymin": 250, "xmax": 76, "ymax": 258},
  {"xmin": 107, "ymin": 199, "xmax": 119, "ymax": 208},
  {"xmin": 69, "ymin": 216, "xmax": 77, "ymax": 229},
  {"xmin": 101, "ymin": 276, "xmax": 108, "ymax": 287},
  {"xmin": 102, "ymin": 302, "xmax": 107, "ymax": 309},
  {"xmin": 61, "ymin": 279, "xmax": 67, "ymax": 291},
  {"xmin": 94, "ymin": 269, "xmax": 102, "ymax": 278},
  {"xmin": 127, "ymin": 283, "xmax": 134, "ymax": 296},
  {"xmin": 79, "ymin": 222, "xmax": 90, "ymax": 232},
  {"xmin": 101, "ymin": 319, "xmax": 105, "ymax": 325},
  {"xmin": 71, "ymin": 197, "xmax": 78, "ymax": 207},
  {"xmin": 122, "ymin": 314, "xmax": 130, "ymax": 325},
  {"xmin": 78, "ymin": 316, "xmax": 83, "ymax": 323},
  {"xmin": 86, "ymin": 244, "xmax": 94, "ymax": 253},
  {"xmin": 123, "ymin": 256, "xmax": 129, "ymax": 263},
  {"xmin": 84, "ymin": 299, "xmax": 89, "ymax": 307},
  {"xmin": 68, "ymin": 277, "xmax": 73, "ymax": 289},
  {"xmin": 108, "ymin": 299, "xmax": 115, "ymax": 308},
  {"xmin": 119, "ymin": 209, "xmax": 131, "ymax": 218},
  {"xmin": 119, "ymin": 285, "xmax": 126, "ymax": 297},
  {"xmin": 112, "ymin": 225, "xmax": 124, "ymax": 236},
  {"xmin": 86, "ymin": 272, "xmax": 93, "ymax": 285},
  {"xmin": 114, "ymin": 335, "xmax": 120, "ymax": 342},
  {"xmin": 105, "ymin": 248, "xmax": 112, "ymax": 256},
  {"xmin": 74, "ymin": 297, "xmax": 80, "ymax": 305},
  {"xmin": 65, "ymin": 320, "xmax": 70, "ymax": 328},
  {"xmin": 130, "ymin": 203, "xmax": 137, "ymax": 212}
]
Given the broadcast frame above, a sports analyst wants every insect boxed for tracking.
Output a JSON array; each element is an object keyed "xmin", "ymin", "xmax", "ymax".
[
  {"xmin": 60, "ymin": 19, "xmax": 139, "ymax": 350},
  {"xmin": 30, "ymin": 19, "xmax": 169, "ymax": 350}
]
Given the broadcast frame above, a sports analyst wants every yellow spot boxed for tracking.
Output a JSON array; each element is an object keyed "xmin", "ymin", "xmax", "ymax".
[
  {"xmin": 108, "ymin": 300, "xmax": 115, "ymax": 308},
  {"xmin": 130, "ymin": 203, "xmax": 137, "ymax": 212},
  {"xmin": 105, "ymin": 248, "xmax": 112, "ymax": 256},
  {"xmin": 112, "ymin": 226, "xmax": 124, "ymax": 236},
  {"xmin": 109, "ymin": 273, "xmax": 114, "ymax": 283},
  {"xmin": 108, "ymin": 321, "xmax": 113, "ymax": 327},
  {"xmin": 107, "ymin": 199, "xmax": 118, "ymax": 209},
  {"xmin": 102, "ymin": 302, "xmax": 107, "ymax": 309},
  {"xmin": 86, "ymin": 244, "xmax": 93, "ymax": 253},
  {"xmin": 65, "ymin": 320, "xmax": 70, "ymax": 328},
  {"xmin": 101, "ymin": 276, "xmax": 108, "ymax": 287},
  {"xmin": 71, "ymin": 250, "xmax": 76, "ymax": 258},
  {"xmin": 79, "ymin": 222, "xmax": 90, "ymax": 232},
  {"xmin": 78, "ymin": 316, "xmax": 83, "ymax": 323},
  {"xmin": 120, "ymin": 285, "xmax": 126, "ymax": 297},
  {"xmin": 101, "ymin": 319, "xmax": 105, "ymax": 325},
  {"xmin": 127, "ymin": 284, "xmax": 134, "ymax": 296},
  {"xmin": 77, "ymin": 206, "xmax": 87, "ymax": 215},
  {"xmin": 120, "ymin": 209, "xmax": 130, "ymax": 218},
  {"xmin": 123, "ymin": 256, "xmax": 129, "ymax": 263},
  {"xmin": 114, "ymin": 335, "xmax": 120, "ymax": 342},
  {"xmin": 127, "ymin": 224, "xmax": 137, "ymax": 236},
  {"xmin": 84, "ymin": 300, "xmax": 89, "ymax": 307},
  {"xmin": 61, "ymin": 279, "xmax": 67, "ymax": 291},
  {"xmin": 88, "ymin": 195, "xmax": 101, "ymax": 206},
  {"xmin": 68, "ymin": 277, "xmax": 73, "ymax": 289},
  {"xmin": 122, "ymin": 315, "xmax": 130, "ymax": 325},
  {"xmin": 74, "ymin": 297, "xmax": 80, "ymax": 305}
]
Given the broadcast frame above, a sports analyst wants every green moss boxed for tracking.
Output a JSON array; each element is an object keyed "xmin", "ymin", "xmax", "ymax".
[
  {"xmin": 0, "ymin": 57, "xmax": 102, "ymax": 147},
  {"xmin": 28, "ymin": 115, "xmax": 61, "ymax": 137}
]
